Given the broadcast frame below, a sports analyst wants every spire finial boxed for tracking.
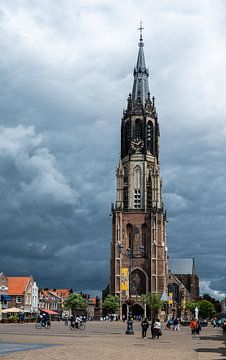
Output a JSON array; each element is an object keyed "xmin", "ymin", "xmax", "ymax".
[{"xmin": 138, "ymin": 21, "xmax": 144, "ymax": 42}]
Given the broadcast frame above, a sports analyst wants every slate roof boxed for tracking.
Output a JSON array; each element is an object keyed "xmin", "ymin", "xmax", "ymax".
[
  {"xmin": 131, "ymin": 33, "xmax": 150, "ymax": 107},
  {"xmin": 168, "ymin": 259, "xmax": 194, "ymax": 275}
]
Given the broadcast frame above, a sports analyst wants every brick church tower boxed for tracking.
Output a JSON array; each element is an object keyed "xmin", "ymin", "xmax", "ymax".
[{"xmin": 109, "ymin": 28, "xmax": 168, "ymax": 316}]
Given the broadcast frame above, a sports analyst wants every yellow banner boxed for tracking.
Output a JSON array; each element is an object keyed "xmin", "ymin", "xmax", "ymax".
[
  {"xmin": 168, "ymin": 292, "xmax": 173, "ymax": 305},
  {"xmin": 121, "ymin": 268, "xmax": 129, "ymax": 291}
]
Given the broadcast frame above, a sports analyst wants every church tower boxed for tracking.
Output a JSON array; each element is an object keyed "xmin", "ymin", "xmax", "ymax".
[{"xmin": 110, "ymin": 27, "xmax": 168, "ymax": 314}]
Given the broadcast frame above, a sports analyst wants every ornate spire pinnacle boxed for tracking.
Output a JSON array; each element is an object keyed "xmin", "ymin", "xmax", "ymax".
[
  {"xmin": 131, "ymin": 22, "xmax": 150, "ymax": 108},
  {"xmin": 138, "ymin": 21, "xmax": 144, "ymax": 42}
]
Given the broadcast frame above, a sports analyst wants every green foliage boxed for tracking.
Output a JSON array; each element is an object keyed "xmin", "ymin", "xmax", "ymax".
[
  {"xmin": 64, "ymin": 293, "xmax": 87, "ymax": 311},
  {"xmin": 186, "ymin": 299, "xmax": 216, "ymax": 319},
  {"xmin": 144, "ymin": 293, "xmax": 164, "ymax": 310},
  {"xmin": 186, "ymin": 301, "xmax": 198, "ymax": 312},
  {"xmin": 102, "ymin": 295, "xmax": 119, "ymax": 314},
  {"xmin": 198, "ymin": 300, "xmax": 216, "ymax": 319},
  {"xmin": 9, "ymin": 315, "xmax": 18, "ymax": 322},
  {"xmin": 201, "ymin": 293, "xmax": 221, "ymax": 313},
  {"xmin": 140, "ymin": 294, "xmax": 147, "ymax": 305}
]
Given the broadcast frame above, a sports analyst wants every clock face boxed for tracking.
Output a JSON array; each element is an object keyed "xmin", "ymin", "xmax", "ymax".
[{"xmin": 131, "ymin": 138, "xmax": 144, "ymax": 152}]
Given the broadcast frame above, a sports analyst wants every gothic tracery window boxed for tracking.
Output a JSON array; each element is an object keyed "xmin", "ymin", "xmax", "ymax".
[
  {"xmin": 134, "ymin": 119, "xmax": 142, "ymax": 139},
  {"xmin": 133, "ymin": 166, "xmax": 141, "ymax": 209},
  {"xmin": 127, "ymin": 224, "xmax": 133, "ymax": 254}
]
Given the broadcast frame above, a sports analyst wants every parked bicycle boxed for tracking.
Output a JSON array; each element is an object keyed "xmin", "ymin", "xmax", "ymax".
[{"xmin": 35, "ymin": 320, "xmax": 51, "ymax": 329}]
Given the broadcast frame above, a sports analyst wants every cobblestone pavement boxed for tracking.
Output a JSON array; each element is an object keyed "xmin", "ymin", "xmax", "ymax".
[{"xmin": 0, "ymin": 321, "xmax": 225, "ymax": 359}]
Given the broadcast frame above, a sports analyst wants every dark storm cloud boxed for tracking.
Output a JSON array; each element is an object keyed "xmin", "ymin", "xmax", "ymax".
[{"xmin": 0, "ymin": 0, "xmax": 226, "ymax": 298}]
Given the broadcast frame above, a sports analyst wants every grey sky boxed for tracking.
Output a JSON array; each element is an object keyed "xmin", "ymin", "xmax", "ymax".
[{"xmin": 0, "ymin": 0, "xmax": 226, "ymax": 298}]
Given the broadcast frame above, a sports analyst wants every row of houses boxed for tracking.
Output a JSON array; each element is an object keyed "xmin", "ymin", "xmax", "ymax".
[
  {"xmin": 0, "ymin": 272, "xmax": 97, "ymax": 319},
  {"xmin": 0, "ymin": 272, "xmax": 72, "ymax": 316}
]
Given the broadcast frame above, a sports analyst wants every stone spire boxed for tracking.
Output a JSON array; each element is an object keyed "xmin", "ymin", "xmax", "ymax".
[{"xmin": 131, "ymin": 23, "xmax": 150, "ymax": 107}]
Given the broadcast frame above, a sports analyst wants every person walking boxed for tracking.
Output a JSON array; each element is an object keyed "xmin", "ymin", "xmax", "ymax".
[
  {"xmin": 153, "ymin": 318, "xmax": 162, "ymax": 339},
  {"xmin": 190, "ymin": 318, "xmax": 198, "ymax": 335},
  {"xmin": 70, "ymin": 314, "xmax": 75, "ymax": 328},
  {"xmin": 64, "ymin": 314, "xmax": 69, "ymax": 326},
  {"xmin": 195, "ymin": 320, "xmax": 201, "ymax": 335},
  {"xmin": 173, "ymin": 318, "xmax": 180, "ymax": 331},
  {"xmin": 141, "ymin": 318, "xmax": 149, "ymax": 338},
  {"xmin": 151, "ymin": 319, "xmax": 155, "ymax": 338}
]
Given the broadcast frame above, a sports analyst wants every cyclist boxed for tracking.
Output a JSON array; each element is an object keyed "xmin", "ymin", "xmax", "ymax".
[
  {"xmin": 75, "ymin": 315, "xmax": 81, "ymax": 329},
  {"xmin": 42, "ymin": 312, "xmax": 49, "ymax": 327}
]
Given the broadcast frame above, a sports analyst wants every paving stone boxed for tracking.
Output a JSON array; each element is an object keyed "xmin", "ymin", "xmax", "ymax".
[
  {"xmin": 0, "ymin": 342, "xmax": 58, "ymax": 355},
  {"xmin": 0, "ymin": 321, "xmax": 225, "ymax": 359}
]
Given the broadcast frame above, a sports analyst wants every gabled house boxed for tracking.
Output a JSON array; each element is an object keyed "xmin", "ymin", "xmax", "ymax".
[
  {"xmin": 7, "ymin": 276, "xmax": 39, "ymax": 313},
  {"xmin": 39, "ymin": 289, "xmax": 61, "ymax": 314}
]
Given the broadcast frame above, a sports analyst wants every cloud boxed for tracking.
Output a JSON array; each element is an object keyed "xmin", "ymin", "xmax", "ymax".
[
  {"xmin": 200, "ymin": 280, "xmax": 225, "ymax": 300},
  {"xmin": 0, "ymin": 125, "xmax": 77, "ymax": 203},
  {"xmin": 0, "ymin": 0, "xmax": 225, "ymax": 296}
]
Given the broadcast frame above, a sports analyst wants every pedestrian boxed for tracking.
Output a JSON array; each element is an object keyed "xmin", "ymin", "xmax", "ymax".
[
  {"xmin": 173, "ymin": 318, "xmax": 180, "ymax": 331},
  {"xmin": 195, "ymin": 320, "xmax": 201, "ymax": 335},
  {"xmin": 75, "ymin": 315, "xmax": 81, "ymax": 329},
  {"xmin": 151, "ymin": 319, "xmax": 155, "ymax": 338},
  {"xmin": 190, "ymin": 318, "xmax": 198, "ymax": 335},
  {"xmin": 153, "ymin": 318, "xmax": 162, "ymax": 339},
  {"xmin": 122, "ymin": 314, "xmax": 126, "ymax": 322},
  {"xmin": 70, "ymin": 314, "xmax": 75, "ymax": 328},
  {"xmin": 141, "ymin": 317, "xmax": 149, "ymax": 338},
  {"xmin": 64, "ymin": 314, "xmax": 69, "ymax": 326}
]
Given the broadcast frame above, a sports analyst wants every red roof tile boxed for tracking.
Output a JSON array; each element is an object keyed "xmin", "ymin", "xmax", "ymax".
[{"xmin": 8, "ymin": 277, "xmax": 31, "ymax": 295}]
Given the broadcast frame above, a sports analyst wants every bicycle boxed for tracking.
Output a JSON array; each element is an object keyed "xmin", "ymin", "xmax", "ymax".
[
  {"xmin": 70, "ymin": 321, "xmax": 85, "ymax": 331},
  {"xmin": 35, "ymin": 320, "xmax": 51, "ymax": 329}
]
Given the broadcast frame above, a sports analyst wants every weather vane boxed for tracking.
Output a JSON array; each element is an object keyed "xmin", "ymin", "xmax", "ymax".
[{"xmin": 138, "ymin": 21, "xmax": 144, "ymax": 41}]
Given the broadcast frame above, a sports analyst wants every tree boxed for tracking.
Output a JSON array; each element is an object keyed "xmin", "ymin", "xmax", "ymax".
[
  {"xmin": 198, "ymin": 300, "xmax": 216, "ymax": 319},
  {"xmin": 64, "ymin": 293, "xmax": 87, "ymax": 313},
  {"xmin": 145, "ymin": 293, "xmax": 164, "ymax": 310},
  {"xmin": 186, "ymin": 299, "xmax": 216, "ymax": 319},
  {"xmin": 201, "ymin": 294, "xmax": 221, "ymax": 313},
  {"xmin": 102, "ymin": 295, "xmax": 119, "ymax": 314},
  {"xmin": 143, "ymin": 293, "xmax": 164, "ymax": 318},
  {"xmin": 186, "ymin": 301, "xmax": 198, "ymax": 313}
]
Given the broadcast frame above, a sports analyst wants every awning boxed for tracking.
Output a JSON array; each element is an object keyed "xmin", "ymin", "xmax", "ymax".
[
  {"xmin": 2, "ymin": 307, "xmax": 23, "ymax": 313},
  {"xmin": 1, "ymin": 295, "xmax": 12, "ymax": 301},
  {"xmin": 41, "ymin": 309, "xmax": 59, "ymax": 315}
]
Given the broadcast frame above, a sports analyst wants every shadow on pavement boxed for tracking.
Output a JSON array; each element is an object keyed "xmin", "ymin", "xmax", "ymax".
[{"xmin": 195, "ymin": 332, "xmax": 226, "ymax": 358}]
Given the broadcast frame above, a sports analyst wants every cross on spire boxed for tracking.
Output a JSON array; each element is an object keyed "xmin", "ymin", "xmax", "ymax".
[{"xmin": 138, "ymin": 21, "xmax": 144, "ymax": 41}]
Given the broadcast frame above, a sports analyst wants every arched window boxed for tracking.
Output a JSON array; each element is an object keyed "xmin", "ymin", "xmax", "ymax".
[
  {"xmin": 133, "ymin": 166, "xmax": 141, "ymax": 209},
  {"xmin": 131, "ymin": 268, "xmax": 147, "ymax": 295},
  {"xmin": 126, "ymin": 224, "xmax": 133, "ymax": 254},
  {"xmin": 134, "ymin": 119, "xmax": 142, "ymax": 139}
]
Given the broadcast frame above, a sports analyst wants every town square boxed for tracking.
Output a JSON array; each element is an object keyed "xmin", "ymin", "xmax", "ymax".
[
  {"xmin": 0, "ymin": 1, "xmax": 226, "ymax": 359},
  {"xmin": 0, "ymin": 321, "xmax": 225, "ymax": 360}
]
